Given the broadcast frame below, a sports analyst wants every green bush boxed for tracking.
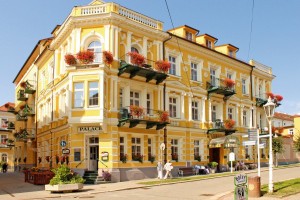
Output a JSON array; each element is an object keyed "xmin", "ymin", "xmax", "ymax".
[
  {"xmin": 49, "ymin": 164, "xmax": 85, "ymax": 185},
  {"xmin": 208, "ymin": 161, "xmax": 218, "ymax": 169},
  {"xmin": 227, "ymin": 161, "xmax": 237, "ymax": 167}
]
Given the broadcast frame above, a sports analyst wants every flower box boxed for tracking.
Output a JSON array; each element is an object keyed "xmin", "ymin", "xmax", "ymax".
[
  {"xmin": 103, "ymin": 51, "xmax": 114, "ymax": 65},
  {"xmin": 45, "ymin": 183, "xmax": 83, "ymax": 193},
  {"xmin": 154, "ymin": 60, "xmax": 171, "ymax": 73},
  {"xmin": 130, "ymin": 105, "xmax": 144, "ymax": 118},
  {"xmin": 64, "ymin": 54, "xmax": 77, "ymax": 65},
  {"xmin": 223, "ymin": 119, "xmax": 235, "ymax": 129},
  {"xmin": 127, "ymin": 52, "xmax": 145, "ymax": 66},
  {"xmin": 157, "ymin": 110, "xmax": 169, "ymax": 122},
  {"xmin": 76, "ymin": 51, "xmax": 94, "ymax": 64}
]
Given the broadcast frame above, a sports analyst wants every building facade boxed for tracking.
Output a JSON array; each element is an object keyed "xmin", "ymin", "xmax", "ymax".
[{"xmin": 12, "ymin": 0, "xmax": 277, "ymax": 181}]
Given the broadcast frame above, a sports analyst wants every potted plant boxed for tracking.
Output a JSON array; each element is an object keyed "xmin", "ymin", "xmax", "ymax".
[
  {"xmin": 103, "ymin": 51, "xmax": 114, "ymax": 65},
  {"xmin": 154, "ymin": 60, "xmax": 171, "ymax": 73},
  {"xmin": 224, "ymin": 78, "xmax": 235, "ymax": 88},
  {"xmin": 148, "ymin": 154, "xmax": 155, "ymax": 163},
  {"xmin": 45, "ymin": 165, "xmax": 85, "ymax": 192},
  {"xmin": 194, "ymin": 154, "xmax": 201, "ymax": 162},
  {"xmin": 64, "ymin": 54, "xmax": 77, "ymax": 65},
  {"xmin": 127, "ymin": 52, "xmax": 145, "ymax": 66},
  {"xmin": 102, "ymin": 170, "xmax": 111, "ymax": 181},
  {"xmin": 274, "ymin": 94, "xmax": 283, "ymax": 102},
  {"xmin": 120, "ymin": 153, "xmax": 127, "ymax": 163},
  {"xmin": 157, "ymin": 110, "xmax": 169, "ymax": 122},
  {"xmin": 224, "ymin": 119, "xmax": 235, "ymax": 129},
  {"xmin": 76, "ymin": 50, "xmax": 94, "ymax": 64},
  {"xmin": 130, "ymin": 105, "xmax": 144, "ymax": 118},
  {"xmin": 208, "ymin": 161, "xmax": 218, "ymax": 173},
  {"xmin": 132, "ymin": 154, "xmax": 144, "ymax": 163}
]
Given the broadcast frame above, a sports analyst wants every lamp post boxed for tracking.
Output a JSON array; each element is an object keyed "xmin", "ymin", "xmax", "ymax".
[{"xmin": 263, "ymin": 96, "xmax": 276, "ymax": 193}]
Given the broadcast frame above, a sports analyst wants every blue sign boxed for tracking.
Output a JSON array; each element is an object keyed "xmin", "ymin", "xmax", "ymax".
[{"xmin": 60, "ymin": 141, "xmax": 67, "ymax": 147}]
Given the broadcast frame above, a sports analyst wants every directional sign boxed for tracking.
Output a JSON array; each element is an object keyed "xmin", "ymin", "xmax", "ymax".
[
  {"xmin": 60, "ymin": 140, "xmax": 67, "ymax": 147},
  {"xmin": 235, "ymin": 185, "xmax": 248, "ymax": 200},
  {"xmin": 234, "ymin": 174, "xmax": 248, "ymax": 186}
]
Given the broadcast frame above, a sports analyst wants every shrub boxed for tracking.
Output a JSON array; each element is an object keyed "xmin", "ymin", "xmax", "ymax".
[
  {"xmin": 50, "ymin": 165, "xmax": 85, "ymax": 185},
  {"xmin": 208, "ymin": 161, "xmax": 218, "ymax": 169}
]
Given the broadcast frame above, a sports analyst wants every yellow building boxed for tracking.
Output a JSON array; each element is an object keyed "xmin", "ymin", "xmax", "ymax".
[
  {"xmin": 13, "ymin": 0, "xmax": 276, "ymax": 182},
  {"xmin": 0, "ymin": 103, "xmax": 16, "ymax": 172}
]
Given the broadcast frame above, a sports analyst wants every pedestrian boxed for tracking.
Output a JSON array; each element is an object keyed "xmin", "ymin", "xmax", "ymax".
[
  {"xmin": 2, "ymin": 162, "xmax": 8, "ymax": 173},
  {"xmin": 163, "ymin": 160, "xmax": 173, "ymax": 179},
  {"xmin": 157, "ymin": 160, "xmax": 163, "ymax": 179}
]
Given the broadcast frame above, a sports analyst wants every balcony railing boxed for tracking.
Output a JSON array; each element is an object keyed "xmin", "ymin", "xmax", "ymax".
[
  {"xmin": 21, "ymin": 80, "xmax": 36, "ymax": 94},
  {"xmin": 7, "ymin": 122, "xmax": 15, "ymax": 130},
  {"xmin": 207, "ymin": 78, "xmax": 236, "ymax": 100},
  {"xmin": 14, "ymin": 129, "xmax": 36, "ymax": 141},
  {"xmin": 20, "ymin": 104, "xmax": 35, "ymax": 116},
  {"xmin": 17, "ymin": 90, "xmax": 28, "ymax": 101},
  {"xmin": 16, "ymin": 113, "xmax": 28, "ymax": 121},
  {"xmin": 118, "ymin": 60, "xmax": 168, "ymax": 85},
  {"xmin": 207, "ymin": 119, "xmax": 236, "ymax": 135},
  {"xmin": 118, "ymin": 107, "xmax": 169, "ymax": 130}
]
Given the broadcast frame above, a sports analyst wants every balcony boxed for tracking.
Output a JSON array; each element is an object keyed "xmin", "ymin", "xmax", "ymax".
[
  {"xmin": 21, "ymin": 80, "xmax": 36, "ymax": 94},
  {"xmin": 0, "ymin": 139, "xmax": 15, "ymax": 149},
  {"xmin": 207, "ymin": 78, "xmax": 236, "ymax": 100},
  {"xmin": 16, "ymin": 113, "xmax": 27, "ymax": 121},
  {"xmin": 256, "ymin": 97, "xmax": 267, "ymax": 107},
  {"xmin": 118, "ymin": 60, "xmax": 168, "ymax": 85},
  {"xmin": 21, "ymin": 104, "xmax": 35, "ymax": 116},
  {"xmin": 117, "ymin": 107, "xmax": 169, "ymax": 130},
  {"xmin": 17, "ymin": 90, "xmax": 28, "ymax": 101},
  {"xmin": 207, "ymin": 119, "xmax": 236, "ymax": 135},
  {"xmin": 14, "ymin": 129, "xmax": 36, "ymax": 142},
  {"xmin": 7, "ymin": 122, "xmax": 15, "ymax": 130}
]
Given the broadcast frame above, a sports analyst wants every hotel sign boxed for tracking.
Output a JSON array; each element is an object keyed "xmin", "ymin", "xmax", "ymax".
[{"xmin": 78, "ymin": 126, "xmax": 102, "ymax": 133}]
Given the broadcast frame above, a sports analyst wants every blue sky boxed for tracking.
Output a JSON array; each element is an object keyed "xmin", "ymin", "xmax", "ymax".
[{"xmin": 1, "ymin": 0, "xmax": 299, "ymax": 114}]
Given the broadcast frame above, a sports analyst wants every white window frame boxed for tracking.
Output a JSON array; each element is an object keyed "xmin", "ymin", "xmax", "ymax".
[
  {"xmin": 242, "ymin": 77, "xmax": 249, "ymax": 95},
  {"xmin": 243, "ymin": 110, "xmax": 248, "ymax": 127},
  {"xmin": 171, "ymin": 139, "xmax": 179, "ymax": 161},
  {"xmin": 169, "ymin": 97, "xmax": 179, "ymax": 118},
  {"xmin": 289, "ymin": 129, "xmax": 294, "ymax": 135},
  {"xmin": 0, "ymin": 134, "xmax": 8, "ymax": 144},
  {"xmin": 191, "ymin": 62, "xmax": 198, "ymax": 81},
  {"xmin": 228, "ymin": 107, "xmax": 233, "ymax": 120},
  {"xmin": 130, "ymin": 91, "xmax": 140, "ymax": 106},
  {"xmin": 74, "ymin": 82, "xmax": 84, "ymax": 108},
  {"xmin": 211, "ymin": 105, "xmax": 217, "ymax": 122},
  {"xmin": 87, "ymin": 41, "xmax": 102, "ymax": 63},
  {"xmin": 206, "ymin": 40, "xmax": 212, "ymax": 49},
  {"xmin": 186, "ymin": 31, "xmax": 193, "ymax": 41},
  {"xmin": 192, "ymin": 100, "xmax": 200, "ymax": 121},
  {"xmin": 169, "ymin": 55, "xmax": 177, "ymax": 75},
  {"xmin": 132, "ymin": 137, "xmax": 142, "ymax": 159},
  {"xmin": 88, "ymin": 81, "xmax": 99, "ymax": 107},
  {"xmin": 1, "ymin": 118, "xmax": 8, "ymax": 129},
  {"xmin": 146, "ymin": 93, "xmax": 152, "ymax": 115}
]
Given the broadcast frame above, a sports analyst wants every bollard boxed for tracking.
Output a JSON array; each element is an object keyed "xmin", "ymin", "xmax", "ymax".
[{"xmin": 248, "ymin": 176, "xmax": 261, "ymax": 198}]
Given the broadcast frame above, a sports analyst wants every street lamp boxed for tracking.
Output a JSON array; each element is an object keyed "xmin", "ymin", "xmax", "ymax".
[{"xmin": 263, "ymin": 96, "xmax": 276, "ymax": 193}]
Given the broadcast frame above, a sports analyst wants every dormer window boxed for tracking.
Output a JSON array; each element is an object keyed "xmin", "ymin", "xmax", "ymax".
[
  {"xmin": 186, "ymin": 31, "xmax": 193, "ymax": 41},
  {"xmin": 206, "ymin": 40, "xmax": 212, "ymax": 49},
  {"xmin": 229, "ymin": 50, "xmax": 234, "ymax": 57}
]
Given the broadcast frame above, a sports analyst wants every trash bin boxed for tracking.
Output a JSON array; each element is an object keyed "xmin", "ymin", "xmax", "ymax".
[{"xmin": 248, "ymin": 176, "xmax": 261, "ymax": 197}]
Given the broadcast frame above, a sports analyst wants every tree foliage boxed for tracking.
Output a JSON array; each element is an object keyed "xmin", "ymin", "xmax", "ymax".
[
  {"xmin": 293, "ymin": 136, "xmax": 300, "ymax": 152},
  {"xmin": 273, "ymin": 137, "xmax": 284, "ymax": 154}
]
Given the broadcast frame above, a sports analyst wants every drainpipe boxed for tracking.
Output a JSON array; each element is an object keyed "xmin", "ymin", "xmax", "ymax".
[
  {"xmin": 250, "ymin": 65, "xmax": 254, "ymax": 127},
  {"xmin": 162, "ymin": 34, "xmax": 172, "ymax": 164}
]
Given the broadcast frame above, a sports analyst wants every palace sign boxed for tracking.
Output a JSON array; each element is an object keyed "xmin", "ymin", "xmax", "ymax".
[{"xmin": 78, "ymin": 126, "xmax": 102, "ymax": 133}]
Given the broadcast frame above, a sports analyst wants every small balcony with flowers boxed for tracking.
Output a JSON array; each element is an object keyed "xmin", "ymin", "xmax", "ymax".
[
  {"xmin": 17, "ymin": 89, "xmax": 28, "ymax": 101},
  {"xmin": 14, "ymin": 128, "xmax": 36, "ymax": 143},
  {"xmin": 207, "ymin": 78, "xmax": 236, "ymax": 100},
  {"xmin": 118, "ymin": 106, "xmax": 169, "ymax": 130},
  {"xmin": 207, "ymin": 119, "xmax": 236, "ymax": 135},
  {"xmin": 20, "ymin": 80, "xmax": 36, "ymax": 94},
  {"xmin": 4, "ymin": 103, "xmax": 16, "ymax": 114},
  {"xmin": 256, "ymin": 92, "xmax": 283, "ymax": 108},
  {"xmin": 118, "ymin": 52, "xmax": 169, "ymax": 85},
  {"xmin": 0, "ymin": 139, "xmax": 15, "ymax": 149},
  {"xmin": 6, "ymin": 121, "xmax": 15, "ymax": 130}
]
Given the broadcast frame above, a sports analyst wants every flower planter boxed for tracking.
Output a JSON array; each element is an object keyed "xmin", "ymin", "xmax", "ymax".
[{"xmin": 45, "ymin": 183, "xmax": 83, "ymax": 193}]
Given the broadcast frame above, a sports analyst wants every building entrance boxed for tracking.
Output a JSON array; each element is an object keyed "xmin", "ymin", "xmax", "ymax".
[{"xmin": 88, "ymin": 137, "xmax": 99, "ymax": 171}]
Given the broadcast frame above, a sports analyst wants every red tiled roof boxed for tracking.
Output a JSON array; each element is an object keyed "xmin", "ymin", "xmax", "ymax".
[
  {"xmin": 274, "ymin": 112, "xmax": 294, "ymax": 121},
  {"xmin": 0, "ymin": 102, "xmax": 15, "ymax": 112}
]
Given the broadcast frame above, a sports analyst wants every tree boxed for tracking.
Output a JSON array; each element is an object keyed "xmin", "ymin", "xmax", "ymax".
[
  {"xmin": 293, "ymin": 136, "xmax": 300, "ymax": 152},
  {"xmin": 273, "ymin": 137, "xmax": 284, "ymax": 167}
]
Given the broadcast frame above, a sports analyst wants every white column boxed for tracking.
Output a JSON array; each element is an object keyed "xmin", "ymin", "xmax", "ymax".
[
  {"xmin": 188, "ymin": 95, "xmax": 192, "ymax": 121},
  {"xmin": 126, "ymin": 32, "xmax": 132, "ymax": 62},
  {"xmin": 111, "ymin": 77, "xmax": 118, "ymax": 111},
  {"xmin": 99, "ymin": 71, "xmax": 105, "ymax": 120},
  {"xmin": 219, "ymin": 103, "xmax": 223, "ymax": 121},
  {"xmin": 225, "ymin": 101, "xmax": 229, "ymax": 119},
  {"xmin": 104, "ymin": 25, "xmax": 111, "ymax": 51},
  {"xmin": 253, "ymin": 107, "xmax": 257, "ymax": 127},
  {"xmin": 263, "ymin": 80, "xmax": 266, "ymax": 96},
  {"xmin": 208, "ymin": 100, "xmax": 212, "ymax": 123},
  {"xmin": 165, "ymin": 90, "xmax": 169, "ymax": 113},
  {"xmin": 201, "ymin": 98, "xmax": 206, "ymax": 123},
  {"xmin": 75, "ymin": 28, "xmax": 81, "ymax": 52},
  {"xmin": 236, "ymin": 104, "xmax": 239, "ymax": 127},
  {"xmin": 114, "ymin": 26, "xmax": 119, "ymax": 60},
  {"xmin": 141, "ymin": 87, "xmax": 147, "ymax": 110},
  {"xmin": 250, "ymin": 107, "xmax": 253, "ymax": 128},
  {"xmin": 240, "ymin": 105, "xmax": 244, "ymax": 127},
  {"xmin": 156, "ymin": 41, "xmax": 163, "ymax": 60},
  {"xmin": 142, "ymin": 37, "xmax": 148, "ymax": 57},
  {"xmin": 181, "ymin": 92, "xmax": 185, "ymax": 120}
]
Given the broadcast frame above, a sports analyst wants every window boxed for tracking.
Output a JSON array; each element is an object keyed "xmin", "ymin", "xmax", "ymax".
[
  {"xmin": 120, "ymin": 137, "xmax": 125, "ymax": 162},
  {"xmin": 131, "ymin": 47, "xmax": 139, "ymax": 53},
  {"xmin": 242, "ymin": 79, "xmax": 247, "ymax": 94},
  {"xmin": 1, "ymin": 153, "xmax": 7, "ymax": 162},
  {"xmin": 132, "ymin": 137, "xmax": 142, "ymax": 160},
  {"xmin": 119, "ymin": 88, "xmax": 123, "ymax": 108},
  {"xmin": 130, "ymin": 91, "xmax": 140, "ymax": 106},
  {"xmin": 186, "ymin": 31, "xmax": 193, "ymax": 41},
  {"xmin": 210, "ymin": 68, "xmax": 217, "ymax": 86},
  {"xmin": 289, "ymin": 129, "xmax": 294, "ymax": 135},
  {"xmin": 229, "ymin": 50, "xmax": 234, "ymax": 57},
  {"xmin": 74, "ymin": 148, "xmax": 81, "ymax": 162},
  {"xmin": 206, "ymin": 40, "xmax": 212, "ymax": 49},
  {"xmin": 228, "ymin": 108, "xmax": 233, "ymax": 119},
  {"xmin": 87, "ymin": 41, "xmax": 101, "ymax": 62},
  {"xmin": 192, "ymin": 101, "xmax": 199, "ymax": 121},
  {"xmin": 194, "ymin": 140, "xmax": 201, "ymax": 160},
  {"xmin": 169, "ymin": 56, "xmax": 176, "ymax": 75},
  {"xmin": 89, "ymin": 137, "xmax": 99, "ymax": 144},
  {"xmin": 148, "ymin": 138, "xmax": 153, "ymax": 161},
  {"xmin": 243, "ymin": 110, "xmax": 247, "ymax": 127},
  {"xmin": 191, "ymin": 62, "xmax": 198, "ymax": 81},
  {"xmin": 227, "ymin": 73, "xmax": 232, "ymax": 79},
  {"xmin": 171, "ymin": 139, "xmax": 179, "ymax": 161},
  {"xmin": 74, "ymin": 82, "xmax": 84, "ymax": 108},
  {"xmin": 89, "ymin": 81, "xmax": 99, "ymax": 106},
  {"xmin": 169, "ymin": 97, "xmax": 177, "ymax": 118},
  {"xmin": 245, "ymin": 146, "xmax": 252, "ymax": 159},
  {"xmin": 147, "ymin": 93, "xmax": 151, "ymax": 115},
  {"xmin": 0, "ymin": 135, "xmax": 7, "ymax": 144},
  {"xmin": 1, "ymin": 118, "xmax": 8, "ymax": 129},
  {"xmin": 211, "ymin": 105, "xmax": 217, "ymax": 122}
]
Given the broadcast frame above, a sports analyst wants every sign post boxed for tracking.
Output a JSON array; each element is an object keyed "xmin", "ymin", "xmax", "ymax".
[
  {"xmin": 229, "ymin": 152, "xmax": 235, "ymax": 173},
  {"xmin": 234, "ymin": 174, "xmax": 248, "ymax": 200}
]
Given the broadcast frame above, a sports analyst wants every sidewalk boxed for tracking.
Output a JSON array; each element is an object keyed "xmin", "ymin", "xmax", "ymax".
[{"xmin": 1, "ymin": 165, "xmax": 300, "ymax": 200}]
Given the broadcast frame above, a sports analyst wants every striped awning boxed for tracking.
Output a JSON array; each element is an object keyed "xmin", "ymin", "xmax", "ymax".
[{"xmin": 209, "ymin": 135, "xmax": 240, "ymax": 148}]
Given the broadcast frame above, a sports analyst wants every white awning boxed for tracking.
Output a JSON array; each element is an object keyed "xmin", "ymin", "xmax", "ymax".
[{"xmin": 209, "ymin": 135, "xmax": 240, "ymax": 148}]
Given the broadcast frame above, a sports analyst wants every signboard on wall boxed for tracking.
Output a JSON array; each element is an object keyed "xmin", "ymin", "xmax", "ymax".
[{"xmin": 78, "ymin": 126, "xmax": 102, "ymax": 133}]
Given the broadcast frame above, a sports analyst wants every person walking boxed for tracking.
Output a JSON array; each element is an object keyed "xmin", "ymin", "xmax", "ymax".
[
  {"xmin": 2, "ymin": 162, "xmax": 8, "ymax": 173},
  {"xmin": 163, "ymin": 160, "xmax": 173, "ymax": 179},
  {"xmin": 157, "ymin": 160, "xmax": 163, "ymax": 179}
]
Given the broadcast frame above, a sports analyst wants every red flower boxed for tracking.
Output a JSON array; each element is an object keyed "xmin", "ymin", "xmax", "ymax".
[
  {"xmin": 274, "ymin": 94, "xmax": 283, "ymax": 102},
  {"xmin": 224, "ymin": 78, "xmax": 235, "ymax": 88},
  {"xmin": 103, "ymin": 51, "xmax": 114, "ymax": 65},
  {"xmin": 157, "ymin": 110, "xmax": 169, "ymax": 122},
  {"xmin": 266, "ymin": 92, "xmax": 274, "ymax": 99},
  {"xmin": 19, "ymin": 105, "xmax": 25, "ymax": 110},
  {"xmin": 4, "ymin": 103, "xmax": 10, "ymax": 108},
  {"xmin": 224, "ymin": 119, "xmax": 235, "ymax": 129},
  {"xmin": 64, "ymin": 54, "xmax": 77, "ymax": 65},
  {"xmin": 76, "ymin": 51, "xmax": 95, "ymax": 64},
  {"xmin": 20, "ymin": 81, "xmax": 27, "ymax": 88},
  {"xmin": 127, "ymin": 52, "xmax": 145, "ymax": 66},
  {"xmin": 155, "ymin": 60, "xmax": 171, "ymax": 73},
  {"xmin": 130, "ymin": 105, "xmax": 144, "ymax": 117}
]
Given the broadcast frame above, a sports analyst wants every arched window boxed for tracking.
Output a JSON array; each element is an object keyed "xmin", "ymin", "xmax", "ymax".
[
  {"xmin": 88, "ymin": 41, "xmax": 102, "ymax": 63},
  {"xmin": 131, "ymin": 47, "xmax": 139, "ymax": 53},
  {"xmin": 2, "ymin": 153, "xmax": 7, "ymax": 162}
]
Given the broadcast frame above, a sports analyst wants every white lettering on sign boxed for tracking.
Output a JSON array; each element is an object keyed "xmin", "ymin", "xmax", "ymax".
[
  {"xmin": 234, "ymin": 174, "xmax": 248, "ymax": 186},
  {"xmin": 78, "ymin": 126, "xmax": 102, "ymax": 132}
]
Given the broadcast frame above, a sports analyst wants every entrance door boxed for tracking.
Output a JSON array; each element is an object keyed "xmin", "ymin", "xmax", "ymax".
[
  {"xmin": 89, "ymin": 146, "xmax": 99, "ymax": 171},
  {"xmin": 209, "ymin": 148, "xmax": 220, "ymax": 164}
]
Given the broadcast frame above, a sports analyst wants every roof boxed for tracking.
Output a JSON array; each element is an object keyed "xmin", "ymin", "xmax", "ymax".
[
  {"xmin": 197, "ymin": 33, "xmax": 218, "ymax": 42},
  {"xmin": 167, "ymin": 25, "xmax": 199, "ymax": 34},
  {"xmin": 274, "ymin": 112, "xmax": 294, "ymax": 121},
  {"xmin": 0, "ymin": 102, "xmax": 15, "ymax": 112}
]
